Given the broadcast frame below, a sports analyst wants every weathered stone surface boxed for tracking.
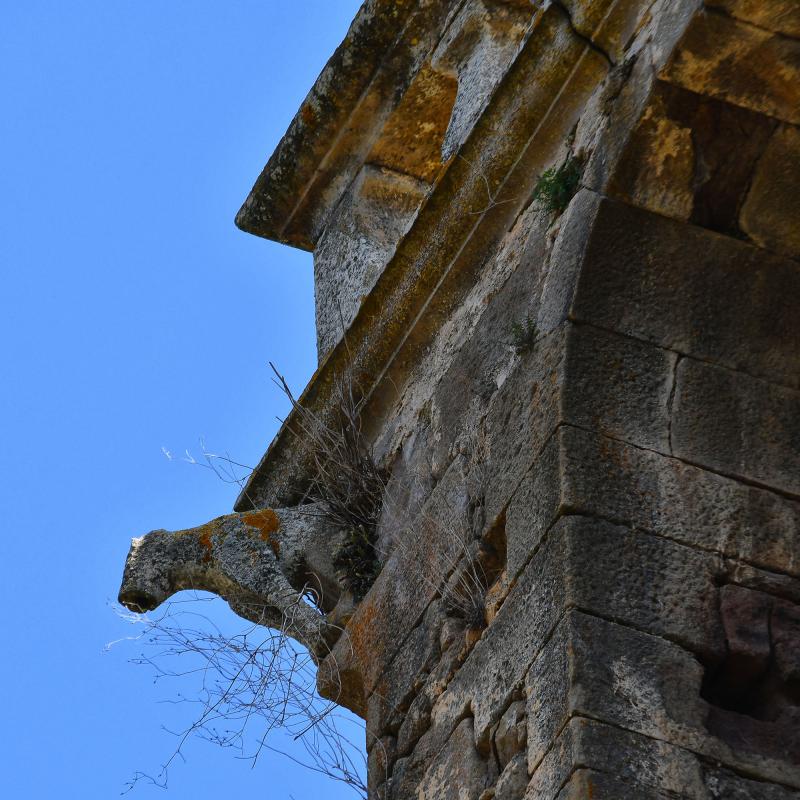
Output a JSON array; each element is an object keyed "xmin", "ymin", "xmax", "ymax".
[
  {"xmin": 704, "ymin": 766, "xmax": 800, "ymax": 800},
  {"xmin": 536, "ymin": 188, "xmax": 602, "ymax": 334},
  {"xmin": 122, "ymin": 1, "xmax": 800, "ymax": 796},
  {"xmin": 432, "ymin": 510, "xmax": 728, "ymax": 751},
  {"xmin": 563, "ymin": 322, "xmax": 676, "ymax": 452},
  {"xmin": 431, "ymin": 0, "xmax": 533, "ymax": 160},
  {"xmin": 369, "ymin": 735, "xmax": 397, "ymax": 798},
  {"xmin": 663, "ymin": 10, "xmax": 800, "ymax": 125},
  {"xmin": 704, "ymin": 0, "xmax": 800, "ymax": 38},
  {"xmin": 671, "ymin": 358, "xmax": 800, "ymax": 496},
  {"xmin": 416, "ymin": 718, "xmax": 490, "ymax": 800},
  {"xmin": 118, "ymin": 505, "xmax": 344, "ymax": 657},
  {"xmin": 773, "ymin": 599, "xmax": 800, "ymax": 684},
  {"xmin": 492, "ymin": 753, "xmax": 527, "ymax": 800},
  {"xmin": 558, "ymin": 425, "xmax": 800, "ymax": 577},
  {"xmin": 527, "ymin": 610, "xmax": 800, "ymax": 787},
  {"xmin": 527, "ymin": 716, "xmax": 708, "ymax": 799},
  {"xmin": 314, "ymin": 164, "xmax": 427, "ymax": 358},
  {"xmin": 719, "ymin": 584, "xmax": 773, "ymax": 692},
  {"xmin": 397, "ymin": 692, "xmax": 433, "ymax": 757},
  {"xmin": 555, "ymin": 770, "xmax": 676, "ymax": 799},
  {"xmin": 570, "ymin": 199, "xmax": 800, "ymax": 389},
  {"xmin": 740, "ymin": 123, "xmax": 800, "ymax": 260},
  {"xmin": 493, "ymin": 700, "xmax": 526, "ymax": 768},
  {"xmin": 609, "ymin": 81, "xmax": 777, "ymax": 236},
  {"xmin": 368, "ymin": 64, "xmax": 458, "ymax": 183},
  {"xmin": 483, "ymin": 326, "xmax": 566, "ymax": 524},
  {"xmin": 559, "ymin": 0, "xmax": 654, "ymax": 62}
]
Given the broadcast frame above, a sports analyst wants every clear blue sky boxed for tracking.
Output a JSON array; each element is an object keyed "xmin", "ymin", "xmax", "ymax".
[{"xmin": 0, "ymin": 2, "xmax": 364, "ymax": 797}]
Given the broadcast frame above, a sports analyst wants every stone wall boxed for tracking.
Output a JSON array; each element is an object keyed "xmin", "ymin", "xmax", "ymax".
[
  {"xmin": 141, "ymin": 1, "xmax": 800, "ymax": 797},
  {"xmin": 287, "ymin": 2, "xmax": 800, "ymax": 797}
]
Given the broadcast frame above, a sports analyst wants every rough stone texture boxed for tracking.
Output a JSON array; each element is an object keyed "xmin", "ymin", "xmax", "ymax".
[
  {"xmin": 527, "ymin": 610, "xmax": 800, "ymax": 787},
  {"xmin": 119, "ymin": 1, "xmax": 800, "ymax": 797},
  {"xmin": 662, "ymin": 9, "xmax": 800, "ymax": 124},
  {"xmin": 415, "ymin": 718, "xmax": 490, "ymax": 800},
  {"xmin": 671, "ymin": 358, "xmax": 800, "ymax": 495},
  {"xmin": 740, "ymin": 123, "xmax": 800, "ymax": 260},
  {"xmin": 314, "ymin": 164, "xmax": 427, "ymax": 358},
  {"xmin": 557, "ymin": 425, "xmax": 800, "ymax": 578},
  {"xmin": 569, "ymin": 199, "xmax": 800, "ymax": 390},
  {"xmin": 118, "ymin": 505, "xmax": 345, "ymax": 657}
]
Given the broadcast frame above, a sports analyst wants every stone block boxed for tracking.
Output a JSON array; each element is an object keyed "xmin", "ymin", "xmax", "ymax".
[
  {"xmin": 313, "ymin": 164, "xmax": 427, "ymax": 358},
  {"xmin": 563, "ymin": 323, "xmax": 676, "ymax": 452},
  {"xmin": 558, "ymin": 425, "xmax": 800, "ymax": 578},
  {"xmin": 704, "ymin": 0, "xmax": 800, "ymax": 41},
  {"xmin": 503, "ymin": 428, "xmax": 563, "ymax": 581},
  {"xmin": 719, "ymin": 584, "xmax": 772, "ymax": 691},
  {"xmin": 570, "ymin": 199, "xmax": 800, "ymax": 389},
  {"xmin": 416, "ymin": 718, "xmax": 490, "ymax": 800},
  {"xmin": 663, "ymin": 10, "xmax": 800, "ymax": 125},
  {"xmin": 609, "ymin": 81, "xmax": 777, "ymax": 236},
  {"xmin": 671, "ymin": 358, "xmax": 800, "ymax": 496},
  {"xmin": 772, "ymin": 599, "xmax": 800, "ymax": 684},
  {"xmin": 432, "ymin": 510, "xmax": 726, "ymax": 751},
  {"xmin": 558, "ymin": 0, "xmax": 654, "ymax": 62},
  {"xmin": 704, "ymin": 766, "xmax": 800, "ymax": 799},
  {"xmin": 566, "ymin": 517, "xmax": 724, "ymax": 661},
  {"xmin": 740, "ymin": 123, "xmax": 800, "ymax": 260},
  {"xmin": 431, "ymin": 517, "xmax": 569, "ymax": 750},
  {"xmin": 493, "ymin": 700, "xmax": 526, "ymax": 768},
  {"xmin": 397, "ymin": 692, "xmax": 433, "ymax": 757},
  {"xmin": 493, "ymin": 753, "xmax": 527, "ymax": 800},
  {"xmin": 555, "ymin": 770, "xmax": 676, "ymax": 799},
  {"xmin": 527, "ymin": 610, "xmax": 800, "ymax": 788},
  {"xmin": 526, "ymin": 716, "xmax": 707, "ymax": 799},
  {"xmin": 369, "ymin": 735, "xmax": 397, "ymax": 797},
  {"xmin": 536, "ymin": 188, "xmax": 602, "ymax": 334},
  {"xmin": 483, "ymin": 325, "xmax": 567, "ymax": 523}
]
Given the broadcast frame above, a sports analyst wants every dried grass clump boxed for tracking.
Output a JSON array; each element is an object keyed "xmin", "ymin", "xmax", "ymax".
[{"xmin": 271, "ymin": 363, "xmax": 386, "ymax": 600}]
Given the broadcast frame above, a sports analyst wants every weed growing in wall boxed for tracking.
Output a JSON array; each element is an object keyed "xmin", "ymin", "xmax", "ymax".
[
  {"xmin": 510, "ymin": 316, "xmax": 537, "ymax": 353},
  {"xmin": 532, "ymin": 156, "xmax": 583, "ymax": 214},
  {"xmin": 271, "ymin": 362, "xmax": 385, "ymax": 600}
]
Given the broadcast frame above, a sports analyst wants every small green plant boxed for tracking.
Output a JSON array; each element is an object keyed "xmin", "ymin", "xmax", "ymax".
[
  {"xmin": 510, "ymin": 316, "xmax": 537, "ymax": 353},
  {"xmin": 334, "ymin": 525, "xmax": 381, "ymax": 601},
  {"xmin": 531, "ymin": 156, "xmax": 582, "ymax": 214}
]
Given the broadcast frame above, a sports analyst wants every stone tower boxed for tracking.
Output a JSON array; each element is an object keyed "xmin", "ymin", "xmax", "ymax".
[{"xmin": 120, "ymin": 1, "xmax": 800, "ymax": 797}]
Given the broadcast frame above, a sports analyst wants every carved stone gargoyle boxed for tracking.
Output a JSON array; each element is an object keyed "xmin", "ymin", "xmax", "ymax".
[{"xmin": 118, "ymin": 504, "xmax": 350, "ymax": 660}]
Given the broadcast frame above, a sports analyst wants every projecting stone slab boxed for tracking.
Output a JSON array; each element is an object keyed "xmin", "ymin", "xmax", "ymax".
[
  {"xmin": 570, "ymin": 199, "xmax": 800, "ymax": 389},
  {"xmin": 671, "ymin": 358, "xmax": 800, "ymax": 496}
]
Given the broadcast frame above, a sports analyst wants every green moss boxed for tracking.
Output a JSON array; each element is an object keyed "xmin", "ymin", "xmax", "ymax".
[{"xmin": 532, "ymin": 156, "xmax": 583, "ymax": 214}]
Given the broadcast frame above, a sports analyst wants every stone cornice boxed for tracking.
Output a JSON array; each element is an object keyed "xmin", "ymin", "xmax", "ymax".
[{"xmin": 235, "ymin": 2, "xmax": 613, "ymax": 511}]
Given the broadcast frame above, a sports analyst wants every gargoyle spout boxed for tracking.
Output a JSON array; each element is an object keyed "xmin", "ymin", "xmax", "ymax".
[{"xmin": 118, "ymin": 505, "xmax": 346, "ymax": 659}]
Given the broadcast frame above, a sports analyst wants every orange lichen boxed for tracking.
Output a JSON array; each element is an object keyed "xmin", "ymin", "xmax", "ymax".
[
  {"xmin": 242, "ymin": 508, "xmax": 282, "ymax": 556},
  {"xmin": 301, "ymin": 104, "xmax": 317, "ymax": 126},
  {"xmin": 197, "ymin": 523, "xmax": 215, "ymax": 564}
]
